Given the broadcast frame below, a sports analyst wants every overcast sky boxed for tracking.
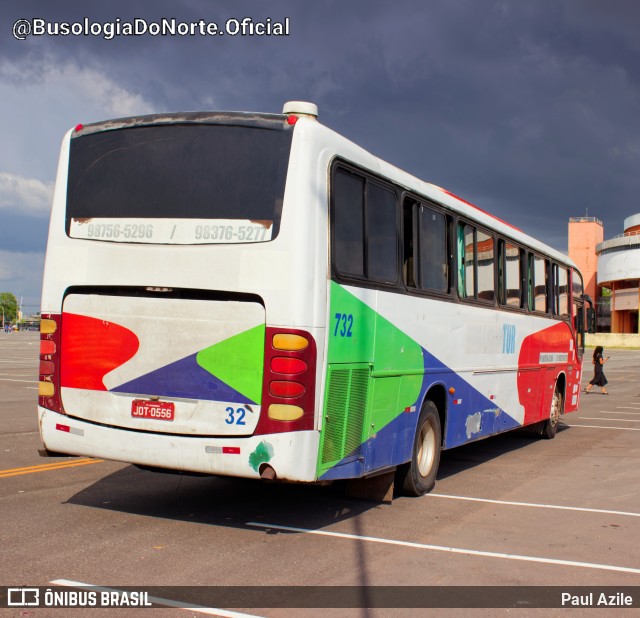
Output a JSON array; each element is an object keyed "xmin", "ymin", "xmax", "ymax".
[{"xmin": 1, "ymin": 0, "xmax": 640, "ymax": 313}]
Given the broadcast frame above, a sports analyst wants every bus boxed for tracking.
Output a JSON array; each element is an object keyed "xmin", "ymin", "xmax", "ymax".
[{"xmin": 38, "ymin": 101, "xmax": 589, "ymax": 497}]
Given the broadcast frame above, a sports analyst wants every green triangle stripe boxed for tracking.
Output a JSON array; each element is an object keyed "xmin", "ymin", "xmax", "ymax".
[{"xmin": 196, "ymin": 324, "xmax": 265, "ymax": 403}]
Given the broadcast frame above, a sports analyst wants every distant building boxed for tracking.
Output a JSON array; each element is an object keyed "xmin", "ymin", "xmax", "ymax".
[
  {"xmin": 596, "ymin": 214, "xmax": 640, "ymax": 334},
  {"xmin": 568, "ymin": 217, "xmax": 609, "ymax": 331},
  {"xmin": 568, "ymin": 217, "xmax": 603, "ymax": 305}
]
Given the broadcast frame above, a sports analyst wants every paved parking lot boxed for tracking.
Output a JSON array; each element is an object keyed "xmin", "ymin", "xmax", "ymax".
[{"xmin": 1, "ymin": 332, "xmax": 639, "ymax": 616}]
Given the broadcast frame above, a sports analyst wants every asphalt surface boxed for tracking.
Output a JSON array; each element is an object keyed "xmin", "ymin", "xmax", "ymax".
[{"xmin": 0, "ymin": 331, "xmax": 639, "ymax": 617}]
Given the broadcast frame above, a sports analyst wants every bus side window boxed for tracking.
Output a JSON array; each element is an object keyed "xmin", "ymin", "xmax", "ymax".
[
  {"xmin": 558, "ymin": 266, "xmax": 569, "ymax": 316},
  {"xmin": 519, "ymin": 248, "xmax": 527, "ymax": 309},
  {"xmin": 498, "ymin": 239, "xmax": 506, "ymax": 304},
  {"xmin": 504, "ymin": 242, "xmax": 521, "ymax": 307},
  {"xmin": 527, "ymin": 252, "xmax": 535, "ymax": 311},
  {"xmin": 332, "ymin": 166, "xmax": 398, "ymax": 284},
  {"xmin": 534, "ymin": 255, "xmax": 547, "ymax": 312},
  {"xmin": 550, "ymin": 262, "xmax": 559, "ymax": 315},
  {"xmin": 333, "ymin": 169, "xmax": 365, "ymax": 277},
  {"xmin": 367, "ymin": 183, "xmax": 398, "ymax": 283},
  {"xmin": 457, "ymin": 223, "xmax": 476, "ymax": 298},
  {"xmin": 402, "ymin": 200, "xmax": 416, "ymax": 288},
  {"xmin": 476, "ymin": 229, "xmax": 494, "ymax": 302},
  {"xmin": 418, "ymin": 205, "xmax": 448, "ymax": 292}
]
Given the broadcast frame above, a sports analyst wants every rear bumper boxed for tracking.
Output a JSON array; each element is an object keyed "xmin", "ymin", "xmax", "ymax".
[{"xmin": 38, "ymin": 407, "xmax": 320, "ymax": 482}]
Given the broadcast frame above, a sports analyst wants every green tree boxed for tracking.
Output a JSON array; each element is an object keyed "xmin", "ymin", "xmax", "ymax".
[{"xmin": 0, "ymin": 292, "xmax": 18, "ymax": 325}]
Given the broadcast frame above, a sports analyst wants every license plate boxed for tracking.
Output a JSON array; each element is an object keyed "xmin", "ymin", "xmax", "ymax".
[{"xmin": 131, "ymin": 400, "xmax": 175, "ymax": 421}]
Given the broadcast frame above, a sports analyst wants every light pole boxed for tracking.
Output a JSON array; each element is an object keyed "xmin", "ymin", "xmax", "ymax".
[{"xmin": 15, "ymin": 290, "xmax": 21, "ymax": 329}]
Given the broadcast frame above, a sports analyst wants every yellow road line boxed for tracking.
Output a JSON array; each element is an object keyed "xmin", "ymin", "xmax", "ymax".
[{"xmin": 0, "ymin": 458, "xmax": 103, "ymax": 478}]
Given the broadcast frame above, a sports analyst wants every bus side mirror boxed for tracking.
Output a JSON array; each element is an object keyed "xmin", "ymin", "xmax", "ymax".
[{"xmin": 587, "ymin": 307, "xmax": 596, "ymax": 334}]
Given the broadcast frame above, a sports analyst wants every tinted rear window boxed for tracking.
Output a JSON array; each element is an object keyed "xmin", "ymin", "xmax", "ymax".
[{"xmin": 66, "ymin": 123, "xmax": 293, "ymax": 242}]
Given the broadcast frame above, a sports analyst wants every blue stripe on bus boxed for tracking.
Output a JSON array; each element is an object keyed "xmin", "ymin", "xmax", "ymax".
[
  {"xmin": 319, "ymin": 347, "xmax": 521, "ymax": 481},
  {"xmin": 421, "ymin": 347, "xmax": 521, "ymax": 450},
  {"xmin": 111, "ymin": 352, "xmax": 256, "ymax": 404}
]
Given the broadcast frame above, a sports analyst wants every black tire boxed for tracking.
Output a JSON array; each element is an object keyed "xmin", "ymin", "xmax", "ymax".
[
  {"xmin": 397, "ymin": 400, "xmax": 442, "ymax": 496},
  {"xmin": 541, "ymin": 384, "xmax": 563, "ymax": 440}
]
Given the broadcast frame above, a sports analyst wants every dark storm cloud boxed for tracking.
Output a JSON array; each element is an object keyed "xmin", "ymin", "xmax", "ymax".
[
  {"xmin": 2, "ymin": 0, "xmax": 640, "ymax": 253},
  {"xmin": 0, "ymin": 210, "xmax": 48, "ymax": 253}
]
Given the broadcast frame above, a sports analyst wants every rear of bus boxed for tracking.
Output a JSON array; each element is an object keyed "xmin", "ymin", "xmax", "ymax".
[{"xmin": 38, "ymin": 104, "xmax": 327, "ymax": 482}]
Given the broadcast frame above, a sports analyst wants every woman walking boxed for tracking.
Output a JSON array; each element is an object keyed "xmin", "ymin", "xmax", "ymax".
[{"xmin": 585, "ymin": 346, "xmax": 609, "ymax": 395}]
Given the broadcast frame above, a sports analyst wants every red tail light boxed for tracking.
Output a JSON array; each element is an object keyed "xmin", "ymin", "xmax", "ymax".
[
  {"xmin": 269, "ymin": 380, "xmax": 305, "ymax": 398},
  {"xmin": 39, "ymin": 360, "xmax": 55, "ymax": 376},
  {"xmin": 254, "ymin": 327, "xmax": 316, "ymax": 435},
  {"xmin": 39, "ymin": 313, "xmax": 65, "ymax": 415},
  {"xmin": 271, "ymin": 357, "xmax": 307, "ymax": 374}
]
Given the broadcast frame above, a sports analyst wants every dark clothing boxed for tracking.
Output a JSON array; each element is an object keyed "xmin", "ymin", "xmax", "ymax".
[{"xmin": 589, "ymin": 353, "xmax": 608, "ymax": 387}]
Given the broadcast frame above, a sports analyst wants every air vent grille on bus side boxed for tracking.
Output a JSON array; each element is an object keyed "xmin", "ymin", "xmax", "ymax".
[
  {"xmin": 322, "ymin": 369, "xmax": 349, "ymax": 464},
  {"xmin": 321, "ymin": 365, "xmax": 370, "ymax": 465}
]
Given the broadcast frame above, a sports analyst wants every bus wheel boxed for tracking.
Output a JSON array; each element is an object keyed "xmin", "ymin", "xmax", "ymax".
[
  {"xmin": 397, "ymin": 401, "xmax": 442, "ymax": 496},
  {"xmin": 541, "ymin": 385, "xmax": 563, "ymax": 440}
]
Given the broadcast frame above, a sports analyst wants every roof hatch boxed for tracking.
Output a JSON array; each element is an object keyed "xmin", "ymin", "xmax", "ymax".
[{"xmin": 282, "ymin": 101, "xmax": 318, "ymax": 120}]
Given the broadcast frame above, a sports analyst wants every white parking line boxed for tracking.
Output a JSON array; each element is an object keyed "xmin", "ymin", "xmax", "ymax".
[
  {"xmin": 0, "ymin": 431, "xmax": 38, "ymax": 437},
  {"xmin": 0, "ymin": 378, "xmax": 37, "ymax": 383},
  {"xmin": 51, "ymin": 579, "xmax": 265, "ymax": 618},
  {"xmin": 0, "ymin": 362, "xmax": 37, "ymax": 366},
  {"xmin": 579, "ymin": 416, "xmax": 640, "ymax": 422},
  {"xmin": 566, "ymin": 424, "xmax": 640, "ymax": 431},
  {"xmin": 617, "ymin": 407, "xmax": 640, "ymax": 411},
  {"xmin": 247, "ymin": 523, "xmax": 640, "ymax": 574},
  {"xmin": 425, "ymin": 493, "xmax": 640, "ymax": 517},
  {"xmin": 0, "ymin": 373, "xmax": 35, "ymax": 378}
]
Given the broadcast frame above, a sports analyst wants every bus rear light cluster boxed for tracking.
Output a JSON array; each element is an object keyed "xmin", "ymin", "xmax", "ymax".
[
  {"xmin": 254, "ymin": 327, "xmax": 316, "ymax": 435},
  {"xmin": 39, "ymin": 313, "xmax": 65, "ymax": 415}
]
